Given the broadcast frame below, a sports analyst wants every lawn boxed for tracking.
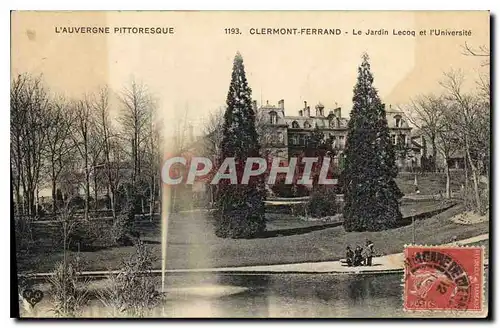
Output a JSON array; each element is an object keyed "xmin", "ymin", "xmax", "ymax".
[
  {"xmin": 395, "ymin": 171, "xmax": 466, "ymax": 195},
  {"xmin": 17, "ymin": 200, "xmax": 489, "ymax": 273}
]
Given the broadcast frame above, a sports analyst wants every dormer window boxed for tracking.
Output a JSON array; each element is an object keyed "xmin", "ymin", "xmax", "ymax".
[
  {"xmin": 292, "ymin": 121, "xmax": 300, "ymax": 128},
  {"xmin": 394, "ymin": 115, "xmax": 402, "ymax": 128},
  {"xmin": 270, "ymin": 111, "xmax": 278, "ymax": 124},
  {"xmin": 304, "ymin": 121, "xmax": 311, "ymax": 129},
  {"xmin": 339, "ymin": 135, "xmax": 345, "ymax": 148}
]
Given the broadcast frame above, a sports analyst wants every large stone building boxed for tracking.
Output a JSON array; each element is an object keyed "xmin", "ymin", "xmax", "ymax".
[{"xmin": 255, "ymin": 99, "xmax": 422, "ymax": 170}]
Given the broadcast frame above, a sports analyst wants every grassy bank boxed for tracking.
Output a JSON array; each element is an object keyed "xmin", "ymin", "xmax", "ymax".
[{"xmin": 17, "ymin": 200, "xmax": 488, "ymax": 273}]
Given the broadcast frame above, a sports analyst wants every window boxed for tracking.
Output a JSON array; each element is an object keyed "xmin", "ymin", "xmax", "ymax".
[
  {"xmin": 304, "ymin": 121, "xmax": 311, "ymax": 129},
  {"xmin": 400, "ymin": 134, "xmax": 406, "ymax": 145},
  {"xmin": 339, "ymin": 135, "xmax": 345, "ymax": 148},
  {"xmin": 332, "ymin": 136, "xmax": 337, "ymax": 147},
  {"xmin": 270, "ymin": 111, "xmax": 278, "ymax": 124},
  {"xmin": 277, "ymin": 132, "xmax": 284, "ymax": 144},
  {"xmin": 291, "ymin": 135, "xmax": 299, "ymax": 145},
  {"xmin": 291, "ymin": 121, "xmax": 300, "ymax": 129},
  {"xmin": 299, "ymin": 135, "xmax": 306, "ymax": 145},
  {"xmin": 391, "ymin": 134, "xmax": 397, "ymax": 145},
  {"xmin": 394, "ymin": 115, "xmax": 402, "ymax": 128}
]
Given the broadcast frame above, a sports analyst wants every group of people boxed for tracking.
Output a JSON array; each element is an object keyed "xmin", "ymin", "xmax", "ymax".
[{"xmin": 345, "ymin": 240, "xmax": 374, "ymax": 267}]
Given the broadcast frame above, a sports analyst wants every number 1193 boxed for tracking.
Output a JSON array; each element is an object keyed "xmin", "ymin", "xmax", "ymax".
[{"xmin": 225, "ymin": 28, "xmax": 241, "ymax": 35}]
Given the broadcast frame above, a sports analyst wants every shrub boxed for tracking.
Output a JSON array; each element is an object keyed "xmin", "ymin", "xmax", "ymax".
[
  {"xmin": 214, "ymin": 185, "xmax": 266, "ymax": 238},
  {"xmin": 111, "ymin": 183, "xmax": 141, "ymax": 246},
  {"xmin": 97, "ymin": 242, "xmax": 162, "ymax": 317},
  {"xmin": 111, "ymin": 214, "xmax": 139, "ymax": 246},
  {"xmin": 305, "ymin": 186, "xmax": 340, "ymax": 218},
  {"xmin": 271, "ymin": 181, "xmax": 310, "ymax": 198},
  {"xmin": 65, "ymin": 220, "xmax": 99, "ymax": 251},
  {"xmin": 48, "ymin": 260, "xmax": 89, "ymax": 317},
  {"xmin": 214, "ymin": 206, "xmax": 266, "ymax": 239},
  {"xmin": 15, "ymin": 216, "xmax": 34, "ymax": 253},
  {"xmin": 68, "ymin": 195, "xmax": 86, "ymax": 210}
]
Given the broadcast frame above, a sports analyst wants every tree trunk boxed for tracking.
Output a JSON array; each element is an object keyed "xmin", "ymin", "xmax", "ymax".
[
  {"xmin": 21, "ymin": 176, "xmax": 27, "ymax": 216},
  {"xmin": 431, "ymin": 134, "xmax": 437, "ymax": 172},
  {"xmin": 141, "ymin": 198, "xmax": 145, "ymax": 218},
  {"xmin": 464, "ymin": 154, "xmax": 469, "ymax": 207},
  {"xmin": 110, "ymin": 186, "xmax": 117, "ymax": 220},
  {"xmin": 149, "ymin": 175, "xmax": 155, "ymax": 221},
  {"xmin": 465, "ymin": 136, "xmax": 482, "ymax": 214},
  {"xmin": 94, "ymin": 172, "xmax": 98, "ymax": 211},
  {"xmin": 84, "ymin": 166, "xmax": 90, "ymax": 220},
  {"xmin": 35, "ymin": 187, "xmax": 39, "ymax": 217},
  {"xmin": 27, "ymin": 190, "xmax": 34, "ymax": 217},
  {"xmin": 157, "ymin": 180, "xmax": 161, "ymax": 215},
  {"xmin": 51, "ymin": 178, "xmax": 57, "ymax": 216},
  {"xmin": 15, "ymin": 186, "xmax": 21, "ymax": 216},
  {"xmin": 445, "ymin": 158, "xmax": 451, "ymax": 199}
]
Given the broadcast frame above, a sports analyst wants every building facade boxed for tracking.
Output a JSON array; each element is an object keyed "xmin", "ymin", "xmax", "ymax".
[{"xmin": 256, "ymin": 99, "xmax": 421, "ymax": 170}]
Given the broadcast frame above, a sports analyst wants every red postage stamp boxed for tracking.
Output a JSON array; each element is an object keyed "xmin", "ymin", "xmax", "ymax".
[{"xmin": 403, "ymin": 246, "xmax": 484, "ymax": 311}]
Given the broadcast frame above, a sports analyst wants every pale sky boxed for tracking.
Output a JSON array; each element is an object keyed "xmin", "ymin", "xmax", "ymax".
[{"xmin": 11, "ymin": 11, "xmax": 489, "ymax": 135}]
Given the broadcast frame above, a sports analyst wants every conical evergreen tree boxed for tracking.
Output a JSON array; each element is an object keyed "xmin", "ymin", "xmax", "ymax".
[
  {"xmin": 214, "ymin": 52, "xmax": 266, "ymax": 238},
  {"xmin": 342, "ymin": 53, "xmax": 403, "ymax": 231}
]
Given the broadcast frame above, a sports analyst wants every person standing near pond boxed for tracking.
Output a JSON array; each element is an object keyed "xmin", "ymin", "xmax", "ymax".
[{"xmin": 363, "ymin": 240, "xmax": 374, "ymax": 266}]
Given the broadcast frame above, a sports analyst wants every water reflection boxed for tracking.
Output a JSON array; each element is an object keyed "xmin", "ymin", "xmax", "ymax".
[{"xmin": 21, "ymin": 272, "xmax": 488, "ymax": 318}]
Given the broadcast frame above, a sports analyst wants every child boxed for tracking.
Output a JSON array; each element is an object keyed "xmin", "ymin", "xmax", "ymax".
[
  {"xmin": 354, "ymin": 246, "xmax": 363, "ymax": 266},
  {"xmin": 345, "ymin": 246, "xmax": 354, "ymax": 267}
]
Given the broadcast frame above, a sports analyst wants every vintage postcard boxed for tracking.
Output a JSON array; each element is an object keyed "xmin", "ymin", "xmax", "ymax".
[{"xmin": 11, "ymin": 11, "xmax": 490, "ymax": 318}]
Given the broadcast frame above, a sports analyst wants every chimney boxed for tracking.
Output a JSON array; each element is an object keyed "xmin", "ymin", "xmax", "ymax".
[
  {"xmin": 299, "ymin": 110, "xmax": 303, "ymax": 116},
  {"xmin": 305, "ymin": 106, "xmax": 311, "ymax": 117},
  {"xmin": 278, "ymin": 99, "xmax": 284, "ymax": 109},
  {"xmin": 334, "ymin": 107, "xmax": 341, "ymax": 118},
  {"xmin": 316, "ymin": 103, "xmax": 325, "ymax": 117}
]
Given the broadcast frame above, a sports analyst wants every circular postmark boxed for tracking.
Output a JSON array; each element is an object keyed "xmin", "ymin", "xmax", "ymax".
[{"xmin": 404, "ymin": 248, "xmax": 472, "ymax": 311}]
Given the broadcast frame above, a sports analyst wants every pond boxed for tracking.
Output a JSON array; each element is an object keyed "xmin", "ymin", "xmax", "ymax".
[{"xmin": 19, "ymin": 271, "xmax": 488, "ymax": 318}]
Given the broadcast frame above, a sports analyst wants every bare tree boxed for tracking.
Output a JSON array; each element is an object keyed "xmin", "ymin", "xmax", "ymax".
[
  {"xmin": 142, "ymin": 117, "xmax": 162, "ymax": 219},
  {"xmin": 71, "ymin": 97, "xmax": 94, "ymax": 219},
  {"xmin": 202, "ymin": 107, "xmax": 224, "ymax": 161},
  {"xmin": 435, "ymin": 100, "xmax": 462, "ymax": 199},
  {"xmin": 440, "ymin": 69, "xmax": 490, "ymax": 214},
  {"xmin": 168, "ymin": 106, "xmax": 195, "ymax": 211},
  {"xmin": 117, "ymin": 79, "xmax": 153, "ymax": 184},
  {"xmin": 88, "ymin": 125, "xmax": 104, "ymax": 212},
  {"xmin": 11, "ymin": 75, "xmax": 28, "ymax": 215},
  {"xmin": 462, "ymin": 42, "xmax": 490, "ymax": 67},
  {"xmin": 92, "ymin": 86, "xmax": 123, "ymax": 220},
  {"xmin": 402, "ymin": 94, "xmax": 445, "ymax": 172},
  {"xmin": 202, "ymin": 107, "xmax": 225, "ymax": 205},
  {"xmin": 10, "ymin": 74, "xmax": 51, "ymax": 217},
  {"xmin": 44, "ymin": 96, "xmax": 76, "ymax": 215}
]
